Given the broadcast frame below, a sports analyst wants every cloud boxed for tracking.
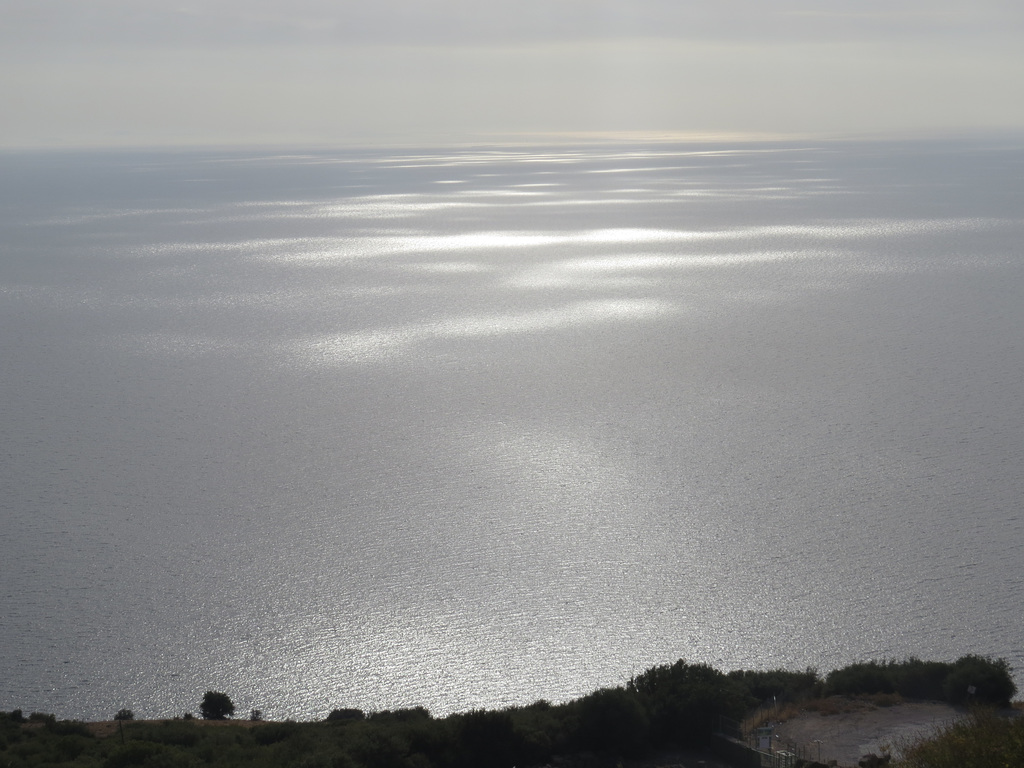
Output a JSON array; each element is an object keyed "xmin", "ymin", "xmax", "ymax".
[
  {"xmin": 2, "ymin": 0, "xmax": 1022, "ymax": 147},
  {"xmin": 3, "ymin": 0, "xmax": 1022, "ymax": 47}
]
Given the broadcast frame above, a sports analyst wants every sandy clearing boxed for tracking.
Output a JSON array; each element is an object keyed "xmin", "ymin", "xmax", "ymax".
[{"xmin": 769, "ymin": 700, "xmax": 966, "ymax": 766}]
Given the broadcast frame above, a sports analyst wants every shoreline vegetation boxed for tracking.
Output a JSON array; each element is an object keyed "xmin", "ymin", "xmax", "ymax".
[{"xmin": 2, "ymin": 656, "xmax": 1019, "ymax": 768}]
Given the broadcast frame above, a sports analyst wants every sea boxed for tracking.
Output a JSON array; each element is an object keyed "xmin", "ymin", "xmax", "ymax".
[{"xmin": 1, "ymin": 138, "xmax": 1022, "ymax": 721}]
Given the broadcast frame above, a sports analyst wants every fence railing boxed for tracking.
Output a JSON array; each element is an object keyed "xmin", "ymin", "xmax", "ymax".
[{"xmin": 715, "ymin": 712, "xmax": 839, "ymax": 767}]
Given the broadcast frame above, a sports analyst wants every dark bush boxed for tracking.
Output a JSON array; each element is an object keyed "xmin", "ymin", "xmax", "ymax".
[
  {"xmin": 253, "ymin": 721, "xmax": 301, "ymax": 745},
  {"xmin": 823, "ymin": 657, "xmax": 1016, "ymax": 706},
  {"xmin": 104, "ymin": 741, "xmax": 167, "ymax": 768},
  {"xmin": 369, "ymin": 707, "xmax": 431, "ymax": 723},
  {"xmin": 453, "ymin": 709, "xmax": 525, "ymax": 768},
  {"xmin": 126, "ymin": 721, "xmax": 201, "ymax": 747},
  {"xmin": 889, "ymin": 658, "xmax": 950, "ymax": 700},
  {"xmin": 943, "ymin": 655, "xmax": 1016, "ymax": 706},
  {"xmin": 0, "ymin": 714, "xmax": 23, "ymax": 745},
  {"xmin": 507, "ymin": 699, "xmax": 572, "ymax": 762},
  {"xmin": 575, "ymin": 687, "xmax": 649, "ymax": 756},
  {"xmin": 824, "ymin": 661, "xmax": 896, "ymax": 696},
  {"xmin": 52, "ymin": 733, "xmax": 90, "ymax": 760},
  {"xmin": 347, "ymin": 728, "xmax": 411, "ymax": 768},
  {"xmin": 47, "ymin": 719, "xmax": 93, "ymax": 737},
  {"xmin": 728, "ymin": 668, "xmax": 821, "ymax": 702},
  {"xmin": 115, "ymin": 708, "xmax": 135, "ymax": 721},
  {"xmin": 629, "ymin": 660, "xmax": 751, "ymax": 747},
  {"xmin": 327, "ymin": 708, "xmax": 366, "ymax": 722}
]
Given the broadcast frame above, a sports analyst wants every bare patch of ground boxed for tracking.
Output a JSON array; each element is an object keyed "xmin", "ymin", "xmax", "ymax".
[{"xmin": 769, "ymin": 698, "xmax": 966, "ymax": 766}]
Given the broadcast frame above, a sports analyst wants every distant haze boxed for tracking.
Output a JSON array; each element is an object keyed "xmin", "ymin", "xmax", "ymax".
[{"xmin": 2, "ymin": 0, "xmax": 1023, "ymax": 148}]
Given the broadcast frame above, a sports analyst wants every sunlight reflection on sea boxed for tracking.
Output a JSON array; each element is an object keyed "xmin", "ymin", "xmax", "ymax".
[{"xmin": 1, "ymin": 139, "xmax": 1022, "ymax": 720}]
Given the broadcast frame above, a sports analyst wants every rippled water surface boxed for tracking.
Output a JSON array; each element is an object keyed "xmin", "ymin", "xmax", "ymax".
[{"xmin": 2, "ymin": 140, "xmax": 1023, "ymax": 719}]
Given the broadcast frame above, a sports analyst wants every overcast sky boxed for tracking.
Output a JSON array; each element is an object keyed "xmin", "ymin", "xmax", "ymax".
[{"xmin": 2, "ymin": 0, "xmax": 1023, "ymax": 148}]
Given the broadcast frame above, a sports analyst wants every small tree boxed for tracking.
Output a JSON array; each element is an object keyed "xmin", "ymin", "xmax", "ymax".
[
  {"xmin": 114, "ymin": 708, "xmax": 135, "ymax": 721},
  {"xmin": 200, "ymin": 691, "xmax": 235, "ymax": 720}
]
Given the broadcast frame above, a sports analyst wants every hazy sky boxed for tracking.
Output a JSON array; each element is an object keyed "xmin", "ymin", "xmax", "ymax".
[{"xmin": 2, "ymin": 0, "xmax": 1023, "ymax": 147}]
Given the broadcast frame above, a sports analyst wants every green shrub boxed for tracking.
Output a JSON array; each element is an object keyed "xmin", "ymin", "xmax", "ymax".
[
  {"xmin": 253, "ymin": 721, "xmax": 301, "ymax": 746},
  {"xmin": 347, "ymin": 728, "xmax": 411, "ymax": 768},
  {"xmin": 126, "ymin": 721, "xmax": 201, "ymax": 747},
  {"xmin": 629, "ymin": 660, "xmax": 751, "ymax": 747},
  {"xmin": 823, "ymin": 657, "xmax": 1015, "ymax": 706},
  {"xmin": 453, "ymin": 709, "xmax": 524, "ymax": 768},
  {"xmin": 896, "ymin": 708, "xmax": 1024, "ymax": 768},
  {"xmin": 727, "ymin": 668, "xmax": 821, "ymax": 702},
  {"xmin": 369, "ymin": 707, "xmax": 431, "ymax": 723},
  {"xmin": 47, "ymin": 719, "xmax": 93, "ymax": 737},
  {"xmin": 507, "ymin": 699, "xmax": 573, "ymax": 761},
  {"xmin": 890, "ymin": 658, "xmax": 951, "ymax": 700},
  {"xmin": 0, "ymin": 715, "xmax": 23, "ymax": 745},
  {"xmin": 575, "ymin": 687, "xmax": 649, "ymax": 757},
  {"xmin": 825, "ymin": 661, "xmax": 896, "ymax": 696},
  {"xmin": 326, "ymin": 708, "xmax": 365, "ymax": 722},
  {"xmin": 104, "ymin": 740, "xmax": 168, "ymax": 768},
  {"xmin": 52, "ymin": 733, "xmax": 90, "ymax": 760},
  {"xmin": 943, "ymin": 655, "xmax": 1016, "ymax": 706}
]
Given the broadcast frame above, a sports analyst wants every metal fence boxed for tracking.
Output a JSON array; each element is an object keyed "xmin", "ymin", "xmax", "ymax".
[{"xmin": 715, "ymin": 713, "xmax": 837, "ymax": 767}]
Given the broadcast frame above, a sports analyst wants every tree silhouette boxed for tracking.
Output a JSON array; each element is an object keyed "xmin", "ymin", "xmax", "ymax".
[{"xmin": 200, "ymin": 691, "xmax": 235, "ymax": 720}]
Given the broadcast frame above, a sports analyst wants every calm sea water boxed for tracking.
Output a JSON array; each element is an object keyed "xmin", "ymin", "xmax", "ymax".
[{"xmin": 2, "ymin": 139, "xmax": 1023, "ymax": 721}]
